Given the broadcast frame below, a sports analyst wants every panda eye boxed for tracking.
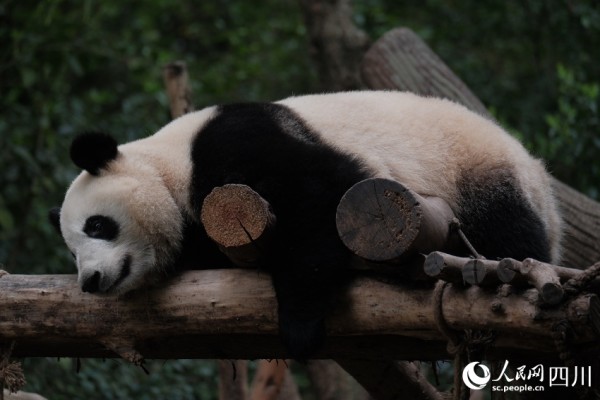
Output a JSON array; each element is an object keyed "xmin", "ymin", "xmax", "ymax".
[{"xmin": 83, "ymin": 215, "xmax": 119, "ymax": 241}]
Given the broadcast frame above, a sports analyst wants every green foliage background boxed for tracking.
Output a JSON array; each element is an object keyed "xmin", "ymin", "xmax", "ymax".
[{"xmin": 0, "ymin": 0, "xmax": 598, "ymax": 398}]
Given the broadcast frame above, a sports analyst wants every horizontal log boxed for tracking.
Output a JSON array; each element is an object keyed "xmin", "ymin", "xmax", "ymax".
[
  {"xmin": 424, "ymin": 252, "xmax": 504, "ymax": 287},
  {"xmin": 423, "ymin": 251, "xmax": 465, "ymax": 284},
  {"xmin": 497, "ymin": 257, "xmax": 593, "ymax": 283},
  {"xmin": 426, "ymin": 252, "xmax": 595, "ymax": 305},
  {"xmin": 462, "ymin": 258, "xmax": 501, "ymax": 287},
  {"xmin": 0, "ymin": 270, "xmax": 598, "ymax": 362},
  {"xmin": 497, "ymin": 258, "xmax": 563, "ymax": 305}
]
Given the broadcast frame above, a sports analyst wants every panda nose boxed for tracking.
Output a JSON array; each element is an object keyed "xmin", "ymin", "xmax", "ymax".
[{"xmin": 82, "ymin": 271, "xmax": 101, "ymax": 293}]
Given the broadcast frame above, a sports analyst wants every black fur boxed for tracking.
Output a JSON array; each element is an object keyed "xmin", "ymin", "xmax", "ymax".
[
  {"xmin": 190, "ymin": 103, "xmax": 370, "ymax": 359},
  {"xmin": 456, "ymin": 167, "xmax": 551, "ymax": 262},
  {"xmin": 175, "ymin": 219, "xmax": 233, "ymax": 270},
  {"xmin": 70, "ymin": 132, "xmax": 118, "ymax": 175},
  {"xmin": 83, "ymin": 215, "xmax": 120, "ymax": 241}
]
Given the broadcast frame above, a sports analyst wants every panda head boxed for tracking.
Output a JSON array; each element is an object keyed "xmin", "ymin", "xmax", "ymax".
[{"xmin": 50, "ymin": 132, "xmax": 183, "ymax": 295}]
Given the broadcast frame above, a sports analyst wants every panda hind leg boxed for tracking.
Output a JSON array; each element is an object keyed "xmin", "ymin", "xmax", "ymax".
[{"xmin": 456, "ymin": 168, "xmax": 552, "ymax": 262}]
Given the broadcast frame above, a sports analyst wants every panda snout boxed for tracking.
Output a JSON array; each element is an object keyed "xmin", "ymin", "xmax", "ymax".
[
  {"xmin": 79, "ymin": 255, "xmax": 132, "ymax": 294},
  {"xmin": 81, "ymin": 270, "xmax": 101, "ymax": 293}
]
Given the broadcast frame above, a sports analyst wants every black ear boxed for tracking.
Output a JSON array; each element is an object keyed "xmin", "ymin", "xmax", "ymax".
[
  {"xmin": 70, "ymin": 132, "xmax": 118, "ymax": 175},
  {"xmin": 48, "ymin": 207, "xmax": 61, "ymax": 235}
]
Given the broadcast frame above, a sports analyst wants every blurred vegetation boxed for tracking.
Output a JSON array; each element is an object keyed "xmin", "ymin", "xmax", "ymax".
[{"xmin": 0, "ymin": 0, "xmax": 598, "ymax": 398}]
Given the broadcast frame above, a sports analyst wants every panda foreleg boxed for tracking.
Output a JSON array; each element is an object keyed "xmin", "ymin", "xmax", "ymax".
[
  {"xmin": 271, "ymin": 270, "xmax": 328, "ymax": 360},
  {"xmin": 269, "ymin": 233, "xmax": 351, "ymax": 360}
]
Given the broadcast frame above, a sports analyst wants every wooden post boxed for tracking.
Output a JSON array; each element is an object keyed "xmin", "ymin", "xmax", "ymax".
[
  {"xmin": 162, "ymin": 61, "xmax": 194, "ymax": 119},
  {"xmin": 218, "ymin": 360, "xmax": 248, "ymax": 400},
  {"xmin": 336, "ymin": 178, "xmax": 456, "ymax": 263},
  {"xmin": 201, "ymin": 184, "xmax": 276, "ymax": 267},
  {"xmin": 298, "ymin": 0, "xmax": 369, "ymax": 90},
  {"xmin": 249, "ymin": 360, "xmax": 298, "ymax": 400}
]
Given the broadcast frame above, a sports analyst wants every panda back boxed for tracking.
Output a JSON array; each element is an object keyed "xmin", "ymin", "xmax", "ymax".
[{"xmin": 279, "ymin": 91, "xmax": 562, "ymax": 262}]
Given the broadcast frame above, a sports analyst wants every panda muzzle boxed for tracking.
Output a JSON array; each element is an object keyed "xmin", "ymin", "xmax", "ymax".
[{"xmin": 81, "ymin": 255, "xmax": 131, "ymax": 294}]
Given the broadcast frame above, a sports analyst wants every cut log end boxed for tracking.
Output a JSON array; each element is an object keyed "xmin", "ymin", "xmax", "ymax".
[
  {"xmin": 423, "ymin": 251, "xmax": 464, "ymax": 284},
  {"xmin": 497, "ymin": 258, "xmax": 519, "ymax": 283},
  {"xmin": 462, "ymin": 259, "xmax": 485, "ymax": 285},
  {"xmin": 336, "ymin": 178, "xmax": 422, "ymax": 262},
  {"xmin": 201, "ymin": 184, "xmax": 274, "ymax": 248},
  {"xmin": 462, "ymin": 259, "xmax": 501, "ymax": 287},
  {"xmin": 201, "ymin": 184, "xmax": 276, "ymax": 267},
  {"xmin": 424, "ymin": 252, "xmax": 446, "ymax": 277},
  {"xmin": 541, "ymin": 282, "xmax": 565, "ymax": 306}
]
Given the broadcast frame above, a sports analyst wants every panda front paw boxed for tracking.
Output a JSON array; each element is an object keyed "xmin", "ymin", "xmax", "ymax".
[{"xmin": 278, "ymin": 311, "xmax": 326, "ymax": 361}]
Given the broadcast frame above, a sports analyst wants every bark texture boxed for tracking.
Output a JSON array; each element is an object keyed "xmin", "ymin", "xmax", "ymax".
[{"xmin": 0, "ymin": 271, "xmax": 597, "ymax": 361}]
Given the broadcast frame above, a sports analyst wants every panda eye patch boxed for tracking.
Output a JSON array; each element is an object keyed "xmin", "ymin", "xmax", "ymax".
[{"xmin": 83, "ymin": 215, "xmax": 119, "ymax": 241}]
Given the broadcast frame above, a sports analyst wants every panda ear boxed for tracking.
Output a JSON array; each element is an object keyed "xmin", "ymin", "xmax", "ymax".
[
  {"xmin": 48, "ymin": 207, "xmax": 61, "ymax": 235},
  {"xmin": 70, "ymin": 132, "xmax": 119, "ymax": 175}
]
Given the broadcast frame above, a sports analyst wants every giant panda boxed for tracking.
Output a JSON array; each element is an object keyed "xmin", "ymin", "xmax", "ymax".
[{"xmin": 49, "ymin": 91, "xmax": 562, "ymax": 359}]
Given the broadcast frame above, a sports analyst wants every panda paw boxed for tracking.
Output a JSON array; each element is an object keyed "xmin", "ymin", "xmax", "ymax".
[{"xmin": 278, "ymin": 312, "xmax": 326, "ymax": 361}]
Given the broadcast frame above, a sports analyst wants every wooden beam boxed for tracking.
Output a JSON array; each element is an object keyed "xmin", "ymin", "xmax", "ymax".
[
  {"xmin": 361, "ymin": 28, "xmax": 487, "ymax": 116},
  {"xmin": 0, "ymin": 271, "xmax": 597, "ymax": 361}
]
